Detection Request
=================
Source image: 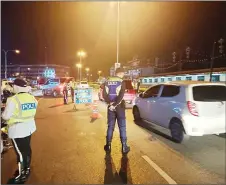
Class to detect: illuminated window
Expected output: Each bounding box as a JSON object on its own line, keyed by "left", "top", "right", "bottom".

{"left": 161, "top": 78, "right": 164, "bottom": 82}
{"left": 168, "top": 78, "right": 172, "bottom": 81}
{"left": 186, "top": 76, "right": 192, "bottom": 81}
{"left": 154, "top": 78, "right": 158, "bottom": 83}
{"left": 144, "top": 79, "right": 147, "bottom": 83}
{"left": 197, "top": 76, "right": 204, "bottom": 81}
{"left": 212, "top": 75, "right": 220, "bottom": 82}
{"left": 176, "top": 77, "right": 181, "bottom": 81}
{"left": 149, "top": 79, "right": 152, "bottom": 83}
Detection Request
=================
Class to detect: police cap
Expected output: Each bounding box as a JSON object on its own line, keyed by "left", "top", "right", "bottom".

{"left": 13, "top": 78, "right": 27, "bottom": 87}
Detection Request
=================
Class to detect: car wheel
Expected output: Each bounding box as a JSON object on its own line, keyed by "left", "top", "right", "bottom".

{"left": 170, "top": 121, "right": 189, "bottom": 143}
{"left": 53, "top": 91, "right": 57, "bottom": 97}
{"left": 133, "top": 106, "right": 141, "bottom": 121}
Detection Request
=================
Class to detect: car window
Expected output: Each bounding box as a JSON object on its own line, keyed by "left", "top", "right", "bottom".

{"left": 81, "top": 82, "right": 87, "bottom": 84}
{"left": 193, "top": 85, "right": 226, "bottom": 101}
{"left": 160, "top": 85, "right": 180, "bottom": 97}
{"left": 143, "top": 85, "right": 161, "bottom": 98}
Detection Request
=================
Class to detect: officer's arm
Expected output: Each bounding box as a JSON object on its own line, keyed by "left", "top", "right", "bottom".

{"left": 112, "top": 81, "right": 126, "bottom": 107}
{"left": 2, "top": 98, "right": 16, "bottom": 121}
{"left": 103, "top": 83, "right": 110, "bottom": 104}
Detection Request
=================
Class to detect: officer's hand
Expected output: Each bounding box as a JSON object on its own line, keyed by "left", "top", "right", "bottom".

{"left": 109, "top": 105, "right": 115, "bottom": 111}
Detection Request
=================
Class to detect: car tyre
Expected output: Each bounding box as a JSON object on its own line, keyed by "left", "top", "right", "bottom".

{"left": 170, "top": 120, "right": 189, "bottom": 143}
{"left": 133, "top": 106, "right": 141, "bottom": 121}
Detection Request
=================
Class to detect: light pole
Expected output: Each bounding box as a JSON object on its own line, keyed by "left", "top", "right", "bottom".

{"left": 76, "top": 63, "right": 82, "bottom": 81}
{"left": 210, "top": 38, "right": 224, "bottom": 82}
{"left": 77, "top": 51, "right": 86, "bottom": 81}
{"left": 85, "top": 68, "right": 90, "bottom": 81}
{"left": 116, "top": 1, "right": 120, "bottom": 64}
{"left": 2, "top": 49, "right": 20, "bottom": 79}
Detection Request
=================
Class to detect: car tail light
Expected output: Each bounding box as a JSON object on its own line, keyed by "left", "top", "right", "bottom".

{"left": 187, "top": 101, "right": 198, "bottom": 116}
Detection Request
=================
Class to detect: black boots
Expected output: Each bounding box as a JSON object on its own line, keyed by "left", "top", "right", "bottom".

{"left": 8, "top": 163, "right": 27, "bottom": 184}
{"left": 104, "top": 142, "right": 111, "bottom": 153}
{"left": 104, "top": 141, "right": 130, "bottom": 154}
{"left": 24, "top": 156, "right": 31, "bottom": 179}
{"left": 122, "top": 142, "right": 130, "bottom": 154}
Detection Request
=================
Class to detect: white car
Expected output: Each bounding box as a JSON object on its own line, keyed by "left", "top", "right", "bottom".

{"left": 133, "top": 81, "right": 226, "bottom": 143}
{"left": 77, "top": 81, "right": 89, "bottom": 88}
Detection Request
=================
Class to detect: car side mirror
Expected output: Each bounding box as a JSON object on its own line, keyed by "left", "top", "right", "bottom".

{"left": 139, "top": 93, "right": 144, "bottom": 98}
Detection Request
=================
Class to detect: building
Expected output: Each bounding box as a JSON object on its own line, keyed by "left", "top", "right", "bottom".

{"left": 1, "top": 64, "right": 70, "bottom": 79}
{"left": 140, "top": 67, "right": 226, "bottom": 84}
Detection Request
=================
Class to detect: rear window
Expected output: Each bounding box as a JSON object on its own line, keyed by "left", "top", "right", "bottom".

{"left": 193, "top": 85, "right": 226, "bottom": 101}
{"left": 124, "top": 80, "right": 133, "bottom": 89}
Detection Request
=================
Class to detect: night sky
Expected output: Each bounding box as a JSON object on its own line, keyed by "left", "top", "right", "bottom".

{"left": 1, "top": 1, "right": 226, "bottom": 75}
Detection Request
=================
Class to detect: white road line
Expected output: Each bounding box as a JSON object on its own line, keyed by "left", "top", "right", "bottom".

{"left": 142, "top": 155, "right": 177, "bottom": 184}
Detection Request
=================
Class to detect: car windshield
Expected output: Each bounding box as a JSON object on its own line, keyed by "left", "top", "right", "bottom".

{"left": 193, "top": 85, "right": 226, "bottom": 101}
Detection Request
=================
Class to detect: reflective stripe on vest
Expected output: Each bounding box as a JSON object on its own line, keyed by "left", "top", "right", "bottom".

{"left": 7, "top": 93, "right": 37, "bottom": 125}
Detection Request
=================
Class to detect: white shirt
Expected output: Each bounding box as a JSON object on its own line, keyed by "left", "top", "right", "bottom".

{"left": 2, "top": 94, "right": 37, "bottom": 139}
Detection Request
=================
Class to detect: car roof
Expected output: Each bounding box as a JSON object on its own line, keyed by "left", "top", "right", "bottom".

{"left": 164, "top": 81, "right": 225, "bottom": 86}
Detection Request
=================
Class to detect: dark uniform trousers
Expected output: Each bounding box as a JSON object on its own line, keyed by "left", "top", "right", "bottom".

{"left": 106, "top": 101, "right": 127, "bottom": 143}
{"left": 11, "top": 135, "right": 32, "bottom": 168}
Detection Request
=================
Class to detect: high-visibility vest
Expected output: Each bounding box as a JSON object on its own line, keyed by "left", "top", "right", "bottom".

{"left": 7, "top": 93, "right": 37, "bottom": 125}
{"left": 70, "top": 81, "right": 76, "bottom": 89}
{"left": 105, "top": 76, "right": 123, "bottom": 102}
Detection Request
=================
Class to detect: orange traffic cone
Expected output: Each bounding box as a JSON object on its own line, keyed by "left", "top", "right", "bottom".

{"left": 90, "top": 100, "right": 102, "bottom": 119}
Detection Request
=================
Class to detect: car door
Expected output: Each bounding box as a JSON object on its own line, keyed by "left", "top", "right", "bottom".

{"left": 156, "top": 85, "right": 181, "bottom": 128}
{"left": 145, "top": 85, "right": 162, "bottom": 122}
{"left": 137, "top": 85, "right": 161, "bottom": 120}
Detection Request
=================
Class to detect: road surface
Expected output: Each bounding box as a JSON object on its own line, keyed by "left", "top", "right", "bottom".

{"left": 1, "top": 94, "right": 225, "bottom": 184}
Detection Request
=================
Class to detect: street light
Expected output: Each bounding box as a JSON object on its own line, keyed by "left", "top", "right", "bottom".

{"left": 2, "top": 49, "right": 20, "bottom": 79}
{"left": 85, "top": 68, "right": 90, "bottom": 72}
{"left": 77, "top": 50, "right": 86, "bottom": 81}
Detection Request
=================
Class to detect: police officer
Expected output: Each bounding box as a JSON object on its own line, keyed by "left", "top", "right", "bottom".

{"left": 63, "top": 82, "right": 69, "bottom": 104}
{"left": 2, "top": 78, "right": 38, "bottom": 184}
{"left": 69, "top": 78, "right": 76, "bottom": 103}
{"left": 103, "top": 67, "right": 130, "bottom": 154}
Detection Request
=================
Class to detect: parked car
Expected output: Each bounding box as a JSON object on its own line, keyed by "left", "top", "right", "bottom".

{"left": 42, "top": 77, "right": 74, "bottom": 97}
{"left": 132, "top": 81, "right": 226, "bottom": 143}
{"left": 98, "top": 80, "right": 136, "bottom": 108}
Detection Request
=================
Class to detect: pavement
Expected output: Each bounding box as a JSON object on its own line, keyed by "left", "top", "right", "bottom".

{"left": 1, "top": 91, "right": 226, "bottom": 184}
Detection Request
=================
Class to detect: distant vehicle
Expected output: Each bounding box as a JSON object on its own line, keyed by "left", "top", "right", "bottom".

{"left": 77, "top": 81, "right": 89, "bottom": 88}
{"left": 133, "top": 81, "right": 226, "bottom": 143}
{"left": 42, "top": 77, "right": 74, "bottom": 97}
{"left": 98, "top": 80, "right": 136, "bottom": 108}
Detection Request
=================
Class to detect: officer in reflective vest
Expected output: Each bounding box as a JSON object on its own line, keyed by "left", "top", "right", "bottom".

{"left": 69, "top": 78, "right": 76, "bottom": 103}
{"left": 63, "top": 82, "right": 69, "bottom": 104}
{"left": 2, "top": 78, "right": 38, "bottom": 184}
{"left": 103, "top": 67, "right": 130, "bottom": 154}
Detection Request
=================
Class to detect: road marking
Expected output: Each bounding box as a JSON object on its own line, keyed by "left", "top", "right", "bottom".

{"left": 142, "top": 155, "right": 177, "bottom": 184}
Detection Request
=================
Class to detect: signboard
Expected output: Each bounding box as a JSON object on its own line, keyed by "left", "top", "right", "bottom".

{"left": 115, "top": 62, "right": 121, "bottom": 69}
{"left": 74, "top": 88, "right": 93, "bottom": 104}
{"left": 43, "top": 68, "right": 56, "bottom": 78}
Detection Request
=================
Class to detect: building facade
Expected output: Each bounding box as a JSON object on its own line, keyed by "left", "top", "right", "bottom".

{"left": 1, "top": 64, "right": 70, "bottom": 79}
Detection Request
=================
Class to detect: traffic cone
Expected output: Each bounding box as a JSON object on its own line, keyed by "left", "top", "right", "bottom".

{"left": 90, "top": 100, "right": 102, "bottom": 119}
